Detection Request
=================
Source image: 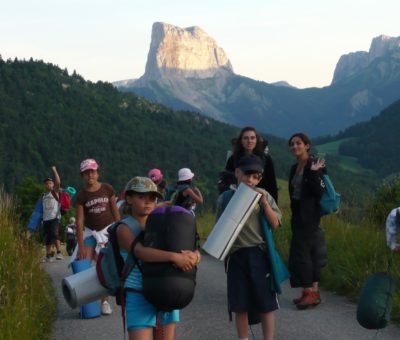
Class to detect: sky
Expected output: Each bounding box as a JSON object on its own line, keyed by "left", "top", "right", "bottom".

{"left": 1, "top": 0, "right": 399, "bottom": 89}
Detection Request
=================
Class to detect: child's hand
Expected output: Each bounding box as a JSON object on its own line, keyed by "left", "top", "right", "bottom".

{"left": 173, "top": 251, "right": 195, "bottom": 271}
{"left": 254, "top": 188, "right": 269, "bottom": 206}
{"left": 77, "top": 247, "right": 86, "bottom": 260}
{"left": 181, "top": 250, "right": 200, "bottom": 266}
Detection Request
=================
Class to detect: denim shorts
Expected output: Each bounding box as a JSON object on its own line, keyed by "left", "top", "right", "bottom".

{"left": 126, "top": 291, "right": 179, "bottom": 330}
{"left": 227, "top": 246, "right": 279, "bottom": 313}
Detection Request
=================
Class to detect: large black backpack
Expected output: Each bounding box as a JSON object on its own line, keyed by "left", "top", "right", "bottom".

{"left": 138, "top": 205, "right": 198, "bottom": 311}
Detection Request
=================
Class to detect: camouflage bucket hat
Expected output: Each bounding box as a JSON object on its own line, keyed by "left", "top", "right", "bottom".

{"left": 125, "top": 176, "right": 163, "bottom": 199}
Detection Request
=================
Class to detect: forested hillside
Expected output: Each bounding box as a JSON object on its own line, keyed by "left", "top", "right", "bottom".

{"left": 0, "top": 58, "right": 386, "bottom": 214}
{"left": 336, "top": 99, "right": 400, "bottom": 177}
{"left": 0, "top": 58, "right": 291, "bottom": 205}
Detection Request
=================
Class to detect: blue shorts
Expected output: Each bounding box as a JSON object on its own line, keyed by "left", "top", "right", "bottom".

{"left": 83, "top": 236, "right": 96, "bottom": 247}
{"left": 227, "top": 246, "right": 279, "bottom": 313}
{"left": 126, "top": 291, "right": 180, "bottom": 330}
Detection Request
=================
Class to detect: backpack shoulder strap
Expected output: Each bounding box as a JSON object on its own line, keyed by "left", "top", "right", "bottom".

{"left": 221, "top": 190, "right": 235, "bottom": 210}
{"left": 50, "top": 190, "right": 60, "bottom": 201}
{"left": 120, "top": 216, "right": 141, "bottom": 237}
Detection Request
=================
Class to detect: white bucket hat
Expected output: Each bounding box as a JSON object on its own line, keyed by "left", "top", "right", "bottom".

{"left": 178, "top": 168, "right": 194, "bottom": 181}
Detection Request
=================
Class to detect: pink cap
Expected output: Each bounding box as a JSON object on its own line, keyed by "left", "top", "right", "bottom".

{"left": 148, "top": 168, "right": 163, "bottom": 184}
{"left": 80, "top": 158, "right": 99, "bottom": 173}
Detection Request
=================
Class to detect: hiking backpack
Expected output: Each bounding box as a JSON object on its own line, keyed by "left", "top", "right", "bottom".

{"left": 320, "top": 174, "right": 341, "bottom": 215}
{"left": 96, "top": 216, "right": 141, "bottom": 305}
{"left": 138, "top": 205, "right": 198, "bottom": 311}
{"left": 173, "top": 185, "right": 194, "bottom": 210}
{"left": 51, "top": 190, "right": 71, "bottom": 215}
{"left": 164, "top": 185, "right": 177, "bottom": 202}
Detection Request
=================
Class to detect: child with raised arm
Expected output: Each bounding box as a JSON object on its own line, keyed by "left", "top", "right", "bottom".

{"left": 116, "top": 176, "right": 199, "bottom": 340}
{"left": 215, "top": 154, "right": 282, "bottom": 340}
{"left": 42, "top": 166, "right": 63, "bottom": 262}
{"left": 74, "top": 158, "right": 120, "bottom": 315}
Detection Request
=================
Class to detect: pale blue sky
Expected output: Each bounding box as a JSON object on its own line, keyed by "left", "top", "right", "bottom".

{"left": 1, "top": 0, "right": 399, "bottom": 88}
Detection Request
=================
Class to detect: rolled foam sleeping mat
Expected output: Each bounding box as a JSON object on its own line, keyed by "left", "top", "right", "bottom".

{"left": 62, "top": 259, "right": 104, "bottom": 318}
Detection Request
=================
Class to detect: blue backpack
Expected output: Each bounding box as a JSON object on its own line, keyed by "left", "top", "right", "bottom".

{"left": 96, "top": 216, "right": 141, "bottom": 305}
{"left": 320, "top": 174, "right": 341, "bottom": 215}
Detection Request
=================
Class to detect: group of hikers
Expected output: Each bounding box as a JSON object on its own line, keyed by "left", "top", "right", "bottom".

{"left": 36, "top": 125, "right": 399, "bottom": 340}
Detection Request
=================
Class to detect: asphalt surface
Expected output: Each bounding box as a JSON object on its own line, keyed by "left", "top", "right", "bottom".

{"left": 46, "top": 254, "right": 400, "bottom": 340}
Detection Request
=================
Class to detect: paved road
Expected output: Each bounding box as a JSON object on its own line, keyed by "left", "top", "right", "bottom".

{"left": 46, "top": 255, "right": 400, "bottom": 340}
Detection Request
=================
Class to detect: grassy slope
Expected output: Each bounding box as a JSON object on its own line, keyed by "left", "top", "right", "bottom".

{"left": 315, "top": 138, "right": 368, "bottom": 174}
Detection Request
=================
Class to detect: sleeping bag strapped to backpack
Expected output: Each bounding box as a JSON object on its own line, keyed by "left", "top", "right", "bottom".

{"left": 357, "top": 272, "right": 395, "bottom": 329}
{"left": 139, "top": 205, "right": 198, "bottom": 311}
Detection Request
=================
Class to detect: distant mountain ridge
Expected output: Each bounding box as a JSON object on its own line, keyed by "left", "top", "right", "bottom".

{"left": 332, "top": 35, "right": 400, "bottom": 84}
{"left": 116, "top": 23, "right": 400, "bottom": 137}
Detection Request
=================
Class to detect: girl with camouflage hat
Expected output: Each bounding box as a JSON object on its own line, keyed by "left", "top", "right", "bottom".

{"left": 116, "top": 176, "right": 199, "bottom": 340}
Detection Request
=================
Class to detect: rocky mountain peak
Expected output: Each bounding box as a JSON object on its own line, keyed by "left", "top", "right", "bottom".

{"left": 369, "top": 35, "right": 400, "bottom": 60}
{"left": 332, "top": 35, "right": 400, "bottom": 84}
{"left": 140, "top": 22, "right": 234, "bottom": 81}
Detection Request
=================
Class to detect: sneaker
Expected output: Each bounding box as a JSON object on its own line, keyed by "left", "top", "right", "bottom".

{"left": 101, "top": 301, "right": 112, "bottom": 315}
{"left": 47, "top": 256, "right": 55, "bottom": 263}
{"left": 56, "top": 252, "right": 63, "bottom": 260}
{"left": 296, "top": 291, "right": 320, "bottom": 310}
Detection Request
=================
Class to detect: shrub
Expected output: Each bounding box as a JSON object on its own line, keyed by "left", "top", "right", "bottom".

{"left": 367, "top": 176, "right": 400, "bottom": 224}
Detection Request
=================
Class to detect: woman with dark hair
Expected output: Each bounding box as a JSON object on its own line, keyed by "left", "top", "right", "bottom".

{"left": 225, "top": 126, "right": 278, "bottom": 202}
{"left": 287, "top": 132, "right": 327, "bottom": 310}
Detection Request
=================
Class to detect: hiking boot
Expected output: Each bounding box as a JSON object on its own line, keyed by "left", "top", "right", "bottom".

{"left": 101, "top": 301, "right": 112, "bottom": 315}
{"left": 313, "top": 291, "right": 322, "bottom": 305}
{"left": 296, "top": 291, "right": 320, "bottom": 310}
{"left": 56, "top": 252, "right": 63, "bottom": 260}
{"left": 293, "top": 290, "right": 306, "bottom": 304}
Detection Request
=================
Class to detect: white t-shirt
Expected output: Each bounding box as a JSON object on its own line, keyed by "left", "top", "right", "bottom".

{"left": 42, "top": 191, "right": 60, "bottom": 221}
